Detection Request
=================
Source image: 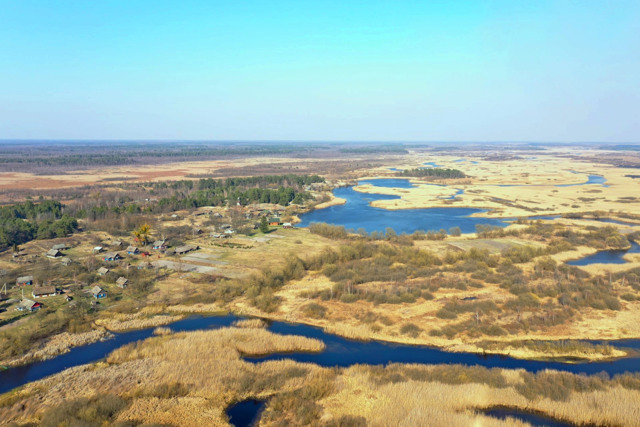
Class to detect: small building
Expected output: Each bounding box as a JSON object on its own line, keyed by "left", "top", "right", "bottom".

{"left": 116, "top": 277, "right": 128, "bottom": 288}
{"left": 32, "top": 285, "right": 57, "bottom": 298}
{"left": 51, "top": 243, "right": 68, "bottom": 251}
{"left": 93, "top": 246, "right": 103, "bottom": 254}
{"left": 61, "top": 257, "right": 72, "bottom": 266}
{"left": 91, "top": 286, "right": 107, "bottom": 299}
{"left": 126, "top": 246, "right": 139, "bottom": 255}
{"left": 16, "top": 299, "right": 41, "bottom": 312}
{"left": 212, "top": 212, "right": 223, "bottom": 218}
{"left": 16, "top": 275, "right": 33, "bottom": 286}
{"left": 282, "top": 222, "right": 293, "bottom": 229}
{"left": 46, "top": 249, "right": 63, "bottom": 258}
{"left": 153, "top": 240, "right": 167, "bottom": 250}
{"left": 103, "top": 252, "right": 122, "bottom": 262}
{"left": 97, "top": 267, "right": 109, "bottom": 276}
{"left": 269, "top": 217, "right": 281, "bottom": 226}
{"left": 175, "top": 245, "right": 198, "bottom": 255}
{"left": 112, "top": 241, "right": 123, "bottom": 248}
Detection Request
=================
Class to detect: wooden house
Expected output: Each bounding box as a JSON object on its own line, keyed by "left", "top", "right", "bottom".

{"left": 16, "top": 299, "right": 41, "bottom": 312}
{"left": 103, "top": 252, "right": 122, "bottom": 262}
{"left": 32, "top": 285, "right": 57, "bottom": 298}
{"left": 97, "top": 267, "right": 109, "bottom": 276}
{"left": 91, "top": 286, "right": 107, "bottom": 299}
{"left": 153, "top": 240, "right": 167, "bottom": 250}
{"left": 16, "top": 275, "right": 33, "bottom": 286}
{"left": 126, "top": 246, "right": 139, "bottom": 255}
{"left": 46, "top": 249, "right": 63, "bottom": 258}
{"left": 112, "top": 241, "right": 123, "bottom": 248}
{"left": 175, "top": 245, "right": 198, "bottom": 255}
{"left": 269, "top": 217, "right": 282, "bottom": 226}
{"left": 116, "top": 277, "right": 128, "bottom": 288}
{"left": 51, "top": 243, "right": 68, "bottom": 251}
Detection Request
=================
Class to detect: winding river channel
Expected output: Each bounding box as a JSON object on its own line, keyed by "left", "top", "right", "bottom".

{"left": 2, "top": 314, "right": 640, "bottom": 396}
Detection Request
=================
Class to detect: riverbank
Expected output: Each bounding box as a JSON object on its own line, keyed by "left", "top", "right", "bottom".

{"left": 0, "top": 329, "right": 113, "bottom": 368}
{"left": 2, "top": 324, "right": 640, "bottom": 426}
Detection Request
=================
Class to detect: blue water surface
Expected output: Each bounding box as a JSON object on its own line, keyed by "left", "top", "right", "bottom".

{"left": 567, "top": 241, "right": 640, "bottom": 266}
{"left": 298, "top": 181, "right": 505, "bottom": 234}
{"left": 227, "top": 399, "right": 266, "bottom": 427}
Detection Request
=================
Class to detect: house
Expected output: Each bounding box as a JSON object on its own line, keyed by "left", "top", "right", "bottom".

{"left": 51, "top": 243, "right": 68, "bottom": 251}
{"left": 32, "top": 285, "right": 57, "bottom": 298}
{"left": 16, "top": 299, "right": 41, "bottom": 312}
{"left": 282, "top": 222, "right": 293, "bottom": 229}
{"left": 93, "top": 246, "right": 103, "bottom": 254}
{"left": 61, "top": 257, "right": 72, "bottom": 266}
{"left": 112, "top": 241, "right": 123, "bottom": 248}
{"left": 269, "top": 217, "right": 282, "bottom": 226}
{"left": 116, "top": 277, "right": 128, "bottom": 288}
{"left": 175, "top": 245, "right": 198, "bottom": 255}
{"left": 16, "top": 275, "right": 33, "bottom": 286}
{"left": 91, "top": 286, "right": 107, "bottom": 299}
{"left": 97, "top": 267, "right": 109, "bottom": 276}
{"left": 126, "top": 246, "right": 139, "bottom": 255}
{"left": 103, "top": 252, "right": 122, "bottom": 262}
{"left": 153, "top": 240, "right": 167, "bottom": 250}
{"left": 46, "top": 249, "right": 63, "bottom": 258}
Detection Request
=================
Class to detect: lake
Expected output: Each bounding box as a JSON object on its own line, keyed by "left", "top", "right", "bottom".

{"left": 298, "top": 179, "right": 506, "bottom": 234}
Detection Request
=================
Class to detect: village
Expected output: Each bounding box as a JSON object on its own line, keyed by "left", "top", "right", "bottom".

{"left": 0, "top": 202, "right": 300, "bottom": 329}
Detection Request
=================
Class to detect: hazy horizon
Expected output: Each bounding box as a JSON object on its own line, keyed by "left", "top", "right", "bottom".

{"left": 1, "top": 1, "right": 639, "bottom": 142}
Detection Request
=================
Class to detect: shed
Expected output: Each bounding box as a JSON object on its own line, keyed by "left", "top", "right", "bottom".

{"left": 32, "top": 286, "right": 57, "bottom": 298}
{"left": 103, "top": 252, "right": 122, "bottom": 262}
{"left": 97, "top": 267, "right": 109, "bottom": 276}
{"left": 16, "top": 275, "right": 33, "bottom": 286}
{"left": 282, "top": 222, "right": 293, "bottom": 229}
{"left": 46, "top": 249, "right": 63, "bottom": 258}
{"left": 52, "top": 243, "right": 68, "bottom": 250}
{"left": 61, "top": 257, "right": 72, "bottom": 266}
{"left": 93, "top": 246, "right": 103, "bottom": 253}
{"left": 116, "top": 277, "right": 128, "bottom": 288}
{"left": 126, "top": 246, "right": 139, "bottom": 255}
{"left": 112, "top": 241, "right": 123, "bottom": 247}
{"left": 16, "top": 299, "right": 41, "bottom": 312}
{"left": 91, "top": 286, "right": 107, "bottom": 299}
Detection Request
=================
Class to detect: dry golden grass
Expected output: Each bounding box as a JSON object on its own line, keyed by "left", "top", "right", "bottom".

{"left": 95, "top": 307, "right": 184, "bottom": 332}
{"left": 1, "top": 329, "right": 113, "bottom": 367}
{"left": 3, "top": 327, "right": 640, "bottom": 426}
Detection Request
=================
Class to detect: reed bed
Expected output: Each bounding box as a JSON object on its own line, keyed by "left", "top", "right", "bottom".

{"left": 1, "top": 329, "right": 113, "bottom": 367}
{"left": 232, "top": 318, "right": 267, "bottom": 328}
{"left": 2, "top": 328, "right": 640, "bottom": 426}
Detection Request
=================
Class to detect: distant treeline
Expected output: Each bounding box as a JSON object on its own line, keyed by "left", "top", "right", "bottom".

{"left": 397, "top": 168, "right": 466, "bottom": 178}
{"left": 0, "top": 146, "right": 312, "bottom": 168}
{"left": 340, "top": 146, "right": 408, "bottom": 154}
{"left": 0, "top": 200, "right": 78, "bottom": 250}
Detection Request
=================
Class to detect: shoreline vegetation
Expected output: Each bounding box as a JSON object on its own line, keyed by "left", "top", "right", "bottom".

{"left": 2, "top": 325, "right": 640, "bottom": 426}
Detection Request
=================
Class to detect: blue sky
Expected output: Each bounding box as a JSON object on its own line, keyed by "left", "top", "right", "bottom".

{"left": 1, "top": 1, "right": 639, "bottom": 142}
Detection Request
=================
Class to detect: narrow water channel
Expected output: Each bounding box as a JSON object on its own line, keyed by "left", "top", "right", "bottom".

{"left": 3, "top": 314, "right": 639, "bottom": 396}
